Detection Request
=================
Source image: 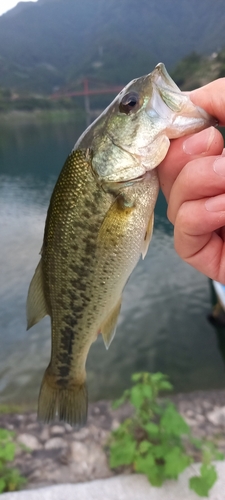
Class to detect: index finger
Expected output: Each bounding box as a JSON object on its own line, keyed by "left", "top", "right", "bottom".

{"left": 158, "top": 126, "right": 224, "bottom": 202}
{"left": 190, "top": 78, "right": 225, "bottom": 126}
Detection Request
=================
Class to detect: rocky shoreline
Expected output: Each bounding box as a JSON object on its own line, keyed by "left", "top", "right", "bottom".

{"left": 1, "top": 390, "right": 225, "bottom": 491}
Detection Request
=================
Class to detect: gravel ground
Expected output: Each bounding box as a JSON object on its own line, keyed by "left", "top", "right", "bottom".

{"left": 1, "top": 390, "right": 225, "bottom": 491}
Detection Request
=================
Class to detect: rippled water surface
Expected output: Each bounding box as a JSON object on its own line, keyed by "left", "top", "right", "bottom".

{"left": 0, "top": 119, "right": 225, "bottom": 405}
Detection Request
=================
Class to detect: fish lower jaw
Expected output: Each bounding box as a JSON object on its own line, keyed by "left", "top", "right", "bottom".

{"left": 129, "top": 169, "right": 156, "bottom": 182}
{"left": 100, "top": 168, "right": 150, "bottom": 189}
{"left": 113, "top": 169, "right": 157, "bottom": 186}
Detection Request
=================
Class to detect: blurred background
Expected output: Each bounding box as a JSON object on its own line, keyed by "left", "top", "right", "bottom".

{"left": 1, "top": 0, "right": 225, "bottom": 409}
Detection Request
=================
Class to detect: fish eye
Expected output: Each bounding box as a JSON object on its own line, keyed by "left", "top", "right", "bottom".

{"left": 119, "top": 92, "right": 140, "bottom": 114}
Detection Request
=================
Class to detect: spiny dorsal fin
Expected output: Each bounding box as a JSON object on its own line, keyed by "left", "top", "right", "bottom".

{"left": 141, "top": 213, "right": 154, "bottom": 259}
{"left": 26, "top": 259, "right": 49, "bottom": 330}
{"left": 100, "top": 298, "right": 122, "bottom": 350}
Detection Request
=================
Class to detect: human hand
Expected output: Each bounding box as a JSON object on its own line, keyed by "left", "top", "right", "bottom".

{"left": 158, "top": 78, "right": 225, "bottom": 282}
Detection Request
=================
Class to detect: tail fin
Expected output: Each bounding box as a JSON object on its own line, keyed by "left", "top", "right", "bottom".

{"left": 38, "top": 370, "right": 88, "bottom": 427}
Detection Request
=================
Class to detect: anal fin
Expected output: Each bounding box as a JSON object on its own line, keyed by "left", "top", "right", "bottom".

{"left": 141, "top": 213, "right": 154, "bottom": 259}
{"left": 26, "top": 259, "right": 49, "bottom": 330}
{"left": 100, "top": 298, "right": 122, "bottom": 350}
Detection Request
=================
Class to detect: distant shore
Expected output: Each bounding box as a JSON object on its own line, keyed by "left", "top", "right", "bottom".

{"left": 0, "top": 108, "right": 86, "bottom": 125}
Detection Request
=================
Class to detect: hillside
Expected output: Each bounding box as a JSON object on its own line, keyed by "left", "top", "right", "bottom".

{"left": 171, "top": 50, "right": 225, "bottom": 90}
{"left": 0, "top": 0, "right": 225, "bottom": 94}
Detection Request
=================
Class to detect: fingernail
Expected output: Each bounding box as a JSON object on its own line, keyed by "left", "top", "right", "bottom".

{"left": 205, "top": 194, "right": 225, "bottom": 212}
{"left": 213, "top": 157, "right": 225, "bottom": 176}
{"left": 183, "top": 126, "right": 215, "bottom": 155}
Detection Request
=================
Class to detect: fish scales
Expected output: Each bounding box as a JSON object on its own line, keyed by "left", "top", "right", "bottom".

{"left": 44, "top": 149, "right": 159, "bottom": 375}
{"left": 27, "top": 63, "right": 215, "bottom": 426}
{"left": 38, "top": 149, "right": 158, "bottom": 424}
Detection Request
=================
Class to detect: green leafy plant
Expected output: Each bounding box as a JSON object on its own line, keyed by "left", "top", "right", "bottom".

{"left": 0, "top": 428, "right": 26, "bottom": 493}
{"left": 109, "top": 372, "right": 224, "bottom": 497}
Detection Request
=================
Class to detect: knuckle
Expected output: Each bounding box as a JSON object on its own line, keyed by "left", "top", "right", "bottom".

{"left": 175, "top": 202, "right": 191, "bottom": 230}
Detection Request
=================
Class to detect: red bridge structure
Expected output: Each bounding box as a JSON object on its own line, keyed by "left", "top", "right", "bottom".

{"left": 51, "top": 78, "right": 124, "bottom": 126}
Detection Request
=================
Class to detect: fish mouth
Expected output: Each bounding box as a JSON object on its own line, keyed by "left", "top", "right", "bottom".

{"left": 146, "top": 63, "right": 216, "bottom": 136}
{"left": 151, "top": 63, "right": 180, "bottom": 92}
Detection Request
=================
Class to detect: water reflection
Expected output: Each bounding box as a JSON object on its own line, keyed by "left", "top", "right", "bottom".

{"left": 0, "top": 120, "right": 225, "bottom": 405}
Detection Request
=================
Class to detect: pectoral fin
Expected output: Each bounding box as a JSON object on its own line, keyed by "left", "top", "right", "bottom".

{"left": 100, "top": 298, "right": 122, "bottom": 349}
{"left": 141, "top": 213, "right": 154, "bottom": 259}
{"left": 26, "top": 259, "right": 49, "bottom": 330}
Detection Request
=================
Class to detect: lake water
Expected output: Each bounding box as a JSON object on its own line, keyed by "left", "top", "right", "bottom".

{"left": 0, "top": 118, "right": 225, "bottom": 406}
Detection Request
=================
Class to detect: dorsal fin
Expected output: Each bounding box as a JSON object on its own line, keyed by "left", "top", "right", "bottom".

{"left": 26, "top": 259, "right": 49, "bottom": 330}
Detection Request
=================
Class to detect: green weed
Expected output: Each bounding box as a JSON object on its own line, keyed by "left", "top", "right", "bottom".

{"left": 0, "top": 428, "right": 26, "bottom": 493}
{"left": 109, "top": 372, "right": 224, "bottom": 497}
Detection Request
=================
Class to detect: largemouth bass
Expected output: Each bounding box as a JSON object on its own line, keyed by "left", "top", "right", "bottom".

{"left": 27, "top": 63, "right": 214, "bottom": 426}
